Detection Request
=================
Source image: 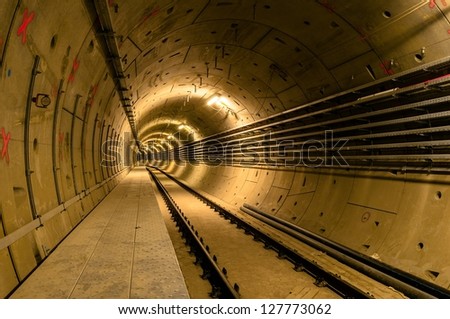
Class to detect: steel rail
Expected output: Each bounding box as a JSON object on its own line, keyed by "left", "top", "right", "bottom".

{"left": 149, "top": 166, "right": 376, "bottom": 299}
{"left": 147, "top": 166, "right": 450, "bottom": 298}
{"left": 146, "top": 168, "right": 240, "bottom": 299}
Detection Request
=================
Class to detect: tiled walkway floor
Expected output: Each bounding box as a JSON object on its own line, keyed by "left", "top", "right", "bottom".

{"left": 11, "top": 167, "right": 189, "bottom": 299}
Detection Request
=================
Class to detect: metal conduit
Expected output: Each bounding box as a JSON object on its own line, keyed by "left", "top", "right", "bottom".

{"left": 148, "top": 56, "right": 450, "bottom": 172}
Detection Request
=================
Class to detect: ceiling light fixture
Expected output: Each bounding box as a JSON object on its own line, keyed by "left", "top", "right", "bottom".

{"left": 207, "top": 94, "right": 230, "bottom": 108}
{"left": 207, "top": 95, "right": 220, "bottom": 106}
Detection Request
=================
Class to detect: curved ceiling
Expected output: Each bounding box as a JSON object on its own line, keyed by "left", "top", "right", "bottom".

{"left": 102, "top": 0, "right": 450, "bottom": 147}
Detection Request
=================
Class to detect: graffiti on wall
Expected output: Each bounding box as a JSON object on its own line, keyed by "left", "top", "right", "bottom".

{"left": 17, "top": 8, "right": 35, "bottom": 44}
{"left": 1, "top": 128, "right": 11, "bottom": 164}
{"left": 68, "top": 57, "right": 80, "bottom": 83}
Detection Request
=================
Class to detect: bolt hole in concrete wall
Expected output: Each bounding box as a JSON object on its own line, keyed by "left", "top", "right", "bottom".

{"left": 417, "top": 242, "right": 425, "bottom": 250}
{"left": 426, "top": 270, "right": 440, "bottom": 280}
{"left": 383, "top": 10, "right": 392, "bottom": 18}
{"left": 330, "top": 21, "right": 339, "bottom": 28}
{"left": 88, "top": 40, "right": 94, "bottom": 53}
{"left": 66, "top": 174, "right": 72, "bottom": 186}
{"left": 361, "top": 212, "right": 371, "bottom": 222}
{"left": 50, "top": 35, "right": 57, "bottom": 49}
{"left": 436, "top": 191, "right": 442, "bottom": 200}
{"left": 13, "top": 187, "right": 27, "bottom": 208}
{"left": 33, "top": 138, "right": 38, "bottom": 152}
{"left": 415, "top": 53, "right": 424, "bottom": 63}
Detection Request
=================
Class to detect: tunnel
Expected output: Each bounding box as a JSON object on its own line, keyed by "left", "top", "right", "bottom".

{"left": 1, "top": 0, "right": 450, "bottom": 299}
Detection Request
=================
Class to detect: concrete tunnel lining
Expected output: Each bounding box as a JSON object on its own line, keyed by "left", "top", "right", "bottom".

{"left": 1, "top": 0, "right": 450, "bottom": 298}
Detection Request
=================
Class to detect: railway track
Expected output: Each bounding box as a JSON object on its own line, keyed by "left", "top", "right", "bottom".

{"left": 147, "top": 166, "right": 450, "bottom": 299}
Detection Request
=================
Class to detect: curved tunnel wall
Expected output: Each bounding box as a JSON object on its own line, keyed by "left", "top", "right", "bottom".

{"left": 2, "top": 0, "right": 450, "bottom": 298}
{"left": 0, "top": 2, "right": 132, "bottom": 297}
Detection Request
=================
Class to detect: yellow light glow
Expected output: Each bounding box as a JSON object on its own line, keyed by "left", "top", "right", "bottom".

{"left": 207, "top": 95, "right": 220, "bottom": 106}
{"left": 218, "top": 96, "right": 229, "bottom": 107}
{"left": 207, "top": 95, "right": 231, "bottom": 110}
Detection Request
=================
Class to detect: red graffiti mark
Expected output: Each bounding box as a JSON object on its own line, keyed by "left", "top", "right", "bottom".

{"left": 358, "top": 30, "right": 369, "bottom": 42}
{"left": 380, "top": 61, "right": 394, "bottom": 76}
{"left": 318, "top": 0, "right": 336, "bottom": 13}
{"left": 142, "top": 6, "right": 160, "bottom": 23}
{"left": 68, "top": 57, "right": 80, "bottom": 83}
{"left": 87, "top": 84, "right": 99, "bottom": 106}
{"left": 1, "top": 128, "right": 11, "bottom": 164}
{"left": 17, "top": 8, "right": 35, "bottom": 44}
{"left": 51, "top": 85, "right": 58, "bottom": 98}
{"left": 430, "top": 0, "right": 448, "bottom": 8}
{"left": 355, "top": 26, "right": 373, "bottom": 43}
